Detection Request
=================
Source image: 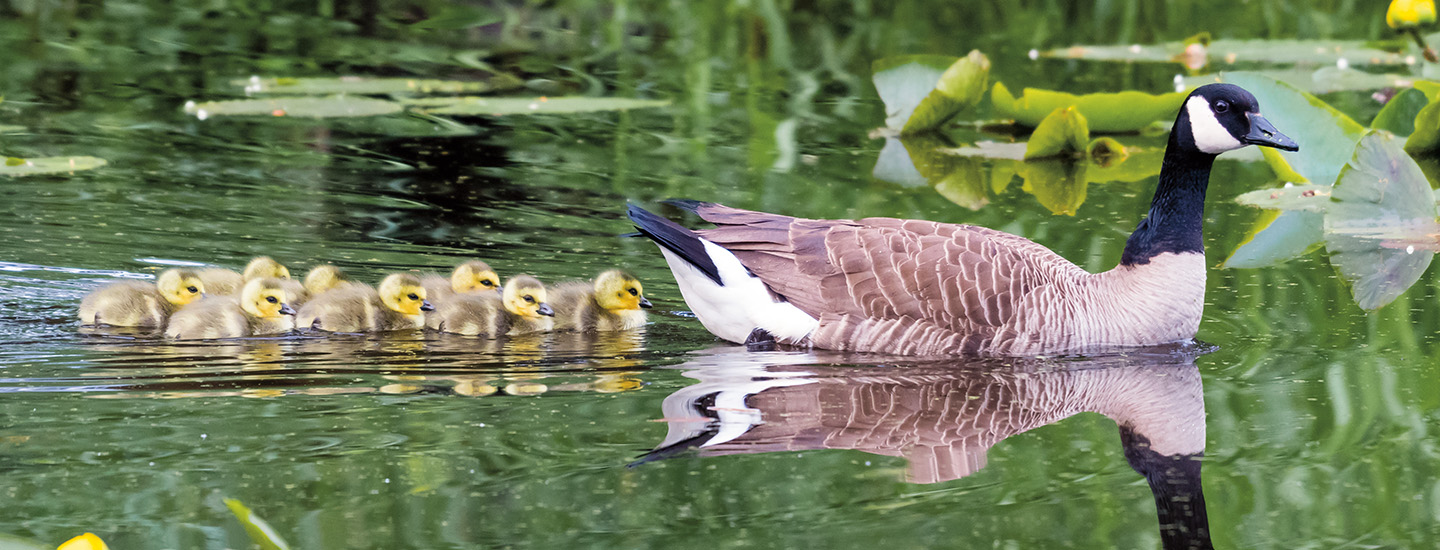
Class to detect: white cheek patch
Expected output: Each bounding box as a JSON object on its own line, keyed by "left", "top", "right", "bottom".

{"left": 1185, "top": 96, "right": 1244, "bottom": 154}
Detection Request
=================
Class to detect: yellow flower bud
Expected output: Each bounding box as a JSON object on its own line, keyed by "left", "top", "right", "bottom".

{"left": 1388, "top": 0, "right": 1437, "bottom": 29}
{"left": 57, "top": 533, "right": 109, "bottom": 550}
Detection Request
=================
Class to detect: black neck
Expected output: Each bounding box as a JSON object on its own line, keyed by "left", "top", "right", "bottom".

{"left": 1120, "top": 134, "right": 1216, "bottom": 266}
{"left": 1121, "top": 427, "right": 1213, "bottom": 550}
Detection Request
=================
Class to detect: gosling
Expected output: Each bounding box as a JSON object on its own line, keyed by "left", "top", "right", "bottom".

{"left": 428, "top": 274, "right": 554, "bottom": 337}
{"left": 303, "top": 264, "right": 361, "bottom": 295}
{"left": 296, "top": 273, "right": 433, "bottom": 332}
{"left": 78, "top": 268, "right": 206, "bottom": 327}
{"left": 549, "top": 270, "right": 651, "bottom": 332}
{"left": 199, "top": 256, "right": 308, "bottom": 306}
{"left": 165, "top": 278, "right": 297, "bottom": 339}
{"left": 421, "top": 260, "right": 502, "bottom": 303}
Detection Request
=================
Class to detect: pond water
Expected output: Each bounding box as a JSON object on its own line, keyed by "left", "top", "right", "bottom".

{"left": 3, "top": 3, "right": 1440, "bottom": 549}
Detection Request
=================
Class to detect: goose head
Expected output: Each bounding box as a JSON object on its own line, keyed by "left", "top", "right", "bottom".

{"left": 451, "top": 260, "right": 501, "bottom": 294}
{"left": 593, "top": 269, "right": 652, "bottom": 312}
{"left": 502, "top": 275, "right": 554, "bottom": 318}
{"left": 379, "top": 273, "right": 433, "bottom": 315}
{"left": 156, "top": 268, "right": 206, "bottom": 306}
{"left": 240, "top": 277, "right": 295, "bottom": 319}
{"left": 1177, "top": 83, "right": 1299, "bottom": 155}
{"left": 303, "top": 264, "right": 350, "bottom": 294}
{"left": 242, "top": 256, "right": 292, "bottom": 280}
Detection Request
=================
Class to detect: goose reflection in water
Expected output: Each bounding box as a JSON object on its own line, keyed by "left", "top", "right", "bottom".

{"left": 638, "top": 345, "right": 1212, "bottom": 550}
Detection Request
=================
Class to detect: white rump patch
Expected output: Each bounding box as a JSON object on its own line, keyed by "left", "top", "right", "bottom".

{"left": 1185, "top": 96, "right": 1243, "bottom": 154}
{"left": 657, "top": 239, "right": 818, "bottom": 345}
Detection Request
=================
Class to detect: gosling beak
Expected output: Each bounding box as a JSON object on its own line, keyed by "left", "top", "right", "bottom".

{"left": 420, "top": 300, "right": 435, "bottom": 312}
{"left": 1243, "top": 113, "right": 1299, "bottom": 152}
{"left": 279, "top": 303, "right": 296, "bottom": 316}
{"left": 638, "top": 296, "right": 653, "bottom": 309}
{"left": 537, "top": 303, "right": 555, "bottom": 317}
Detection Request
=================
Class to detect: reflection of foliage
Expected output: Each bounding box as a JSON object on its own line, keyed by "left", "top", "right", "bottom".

{"left": 991, "top": 83, "right": 1185, "bottom": 133}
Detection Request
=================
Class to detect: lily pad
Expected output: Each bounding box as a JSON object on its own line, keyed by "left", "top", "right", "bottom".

{"left": 1020, "top": 159, "right": 1088, "bottom": 215}
{"left": 872, "top": 51, "right": 991, "bottom": 134}
{"left": 1182, "top": 67, "right": 1416, "bottom": 95}
{"left": 1025, "top": 107, "right": 1090, "bottom": 159}
{"left": 414, "top": 96, "right": 670, "bottom": 115}
{"left": 0, "top": 533, "right": 47, "bottom": 550}
{"left": 0, "top": 125, "right": 23, "bottom": 134}
{"left": 1235, "top": 184, "right": 1334, "bottom": 212}
{"left": 1042, "top": 38, "right": 1410, "bottom": 67}
{"left": 231, "top": 76, "right": 518, "bottom": 96}
{"left": 1371, "top": 87, "right": 1431, "bottom": 136}
{"left": 225, "top": 498, "right": 292, "bottom": 550}
{"left": 1323, "top": 131, "right": 1438, "bottom": 310}
{"left": 185, "top": 96, "right": 404, "bottom": 118}
{"left": 0, "top": 156, "right": 108, "bottom": 176}
{"left": 990, "top": 82, "right": 1186, "bottom": 133}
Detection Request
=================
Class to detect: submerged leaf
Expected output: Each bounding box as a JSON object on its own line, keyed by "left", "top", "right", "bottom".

{"left": 872, "top": 51, "right": 990, "bottom": 134}
{"left": 1024, "top": 107, "right": 1090, "bottom": 159}
{"left": 414, "top": 96, "right": 670, "bottom": 115}
{"left": 991, "top": 82, "right": 1185, "bottom": 133}
{"left": 186, "top": 96, "right": 404, "bottom": 118}
{"left": 1043, "top": 38, "right": 1410, "bottom": 67}
{"left": 232, "top": 76, "right": 518, "bottom": 95}
{"left": 0, "top": 156, "right": 107, "bottom": 177}
{"left": 225, "top": 498, "right": 292, "bottom": 550}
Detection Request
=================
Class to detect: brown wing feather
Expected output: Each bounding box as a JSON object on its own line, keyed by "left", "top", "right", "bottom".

{"left": 691, "top": 204, "right": 1085, "bottom": 355}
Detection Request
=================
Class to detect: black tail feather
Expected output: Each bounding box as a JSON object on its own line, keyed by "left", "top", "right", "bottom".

{"left": 661, "top": 198, "right": 716, "bottom": 212}
{"left": 627, "top": 203, "right": 724, "bottom": 286}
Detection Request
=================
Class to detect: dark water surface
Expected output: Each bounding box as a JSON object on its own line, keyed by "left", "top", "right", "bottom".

{"left": 3, "top": 3, "right": 1440, "bottom": 549}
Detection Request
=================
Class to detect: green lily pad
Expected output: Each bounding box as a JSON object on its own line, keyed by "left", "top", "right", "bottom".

{"left": 1042, "top": 38, "right": 1410, "bottom": 67}
{"left": 872, "top": 51, "right": 990, "bottom": 134}
{"left": 185, "top": 96, "right": 404, "bottom": 118}
{"left": 0, "top": 156, "right": 108, "bottom": 176}
{"left": 990, "top": 82, "right": 1186, "bottom": 133}
{"left": 0, "top": 125, "right": 23, "bottom": 134}
{"left": 1403, "top": 85, "right": 1440, "bottom": 155}
{"left": 1025, "top": 106, "right": 1090, "bottom": 159}
{"left": 225, "top": 498, "right": 292, "bottom": 550}
{"left": 231, "top": 76, "right": 517, "bottom": 96}
{"left": 1183, "top": 67, "right": 1416, "bottom": 95}
{"left": 1235, "top": 184, "right": 1334, "bottom": 212}
{"left": 1372, "top": 87, "right": 1431, "bottom": 136}
{"left": 1323, "top": 131, "right": 1438, "bottom": 310}
{"left": 413, "top": 96, "right": 670, "bottom": 115}
{"left": 0, "top": 533, "right": 47, "bottom": 550}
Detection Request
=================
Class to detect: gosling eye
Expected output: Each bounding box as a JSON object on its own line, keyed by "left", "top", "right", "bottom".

{"left": 523, "top": 295, "right": 536, "bottom": 303}
{"left": 627, "top": 288, "right": 639, "bottom": 296}
{"left": 266, "top": 296, "right": 278, "bottom": 304}
{"left": 187, "top": 286, "right": 199, "bottom": 293}
{"left": 1214, "top": 99, "right": 1229, "bottom": 113}
{"left": 407, "top": 293, "right": 419, "bottom": 301}
{"left": 481, "top": 280, "right": 494, "bottom": 287}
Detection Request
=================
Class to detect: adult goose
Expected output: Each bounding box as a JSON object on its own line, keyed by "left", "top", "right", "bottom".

{"left": 628, "top": 83, "right": 1298, "bottom": 356}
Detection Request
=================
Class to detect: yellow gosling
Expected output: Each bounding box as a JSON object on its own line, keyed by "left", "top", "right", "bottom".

{"left": 78, "top": 268, "right": 205, "bottom": 327}
{"left": 428, "top": 274, "right": 554, "bottom": 337}
{"left": 549, "top": 270, "right": 651, "bottom": 332}
{"left": 296, "top": 273, "right": 433, "bottom": 332}
{"left": 421, "top": 260, "right": 502, "bottom": 303}
{"left": 165, "top": 278, "right": 296, "bottom": 339}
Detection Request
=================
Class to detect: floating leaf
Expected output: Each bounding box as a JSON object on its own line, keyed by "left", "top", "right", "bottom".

{"left": 1371, "top": 87, "right": 1431, "bottom": 136}
{"left": 0, "top": 156, "right": 107, "bottom": 177}
{"left": 1042, "top": 38, "right": 1410, "bottom": 67}
{"left": 1025, "top": 107, "right": 1090, "bottom": 159}
{"left": 231, "top": 76, "right": 518, "bottom": 96}
{"left": 990, "top": 82, "right": 1185, "bottom": 133}
{"left": 0, "top": 533, "right": 47, "bottom": 550}
{"left": 414, "top": 96, "right": 670, "bottom": 115}
{"left": 1086, "top": 137, "right": 1129, "bottom": 166}
{"left": 1224, "top": 210, "right": 1326, "bottom": 268}
{"left": 1404, "top": 85, "right": 1440, "bottom": 154}
{"left": 1235, "top": 184, "right": 1334, "bottom": 212}
{"left": 0, "top": 125, "right": 23, "bottom": 134}
{"left": 872, "top": 51, "right": 990, "bottom": 134}
{"left": 1323, "top": 131, "right": 1438, "bottom": 309}
{"left": 185, "top": 96, "right": 404, "bottom": 118}
{"left": 224, "top": 498, "right": 292, "bottom": 550}
{"left": 1183, "top": 67, "right": 1415, "bottom": 95}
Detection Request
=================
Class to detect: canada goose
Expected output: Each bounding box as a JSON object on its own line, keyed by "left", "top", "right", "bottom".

{"left": 296, "top": 273, "right": 433, "bottom": 332}
{"left": 78, "top": 268, "right": 206, "bottom": 327}
{"left": 427, "top": 274, "right": 554, "bottom": 336}
{"left": 629, "top": 83, "right": 1299, "bottom": 356}
{"left": 165, "top": 277, "right": 297, "bottom": 339}
{"left": 421, "top": 260, "right": 502, "bottom": 302}
{"left": 549, "top": 269, "right": 652, "bottom": 332}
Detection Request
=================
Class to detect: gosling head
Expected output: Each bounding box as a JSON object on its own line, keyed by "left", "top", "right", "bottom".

{"left": 243, "top": 256, "right": 291, "bottom": 280}
{"left": 502, "top": 275, "right": 554, "bottom": 318}
{"left": 156, "top": 268, "right": 206, "bottom": 306}
{"left": 593, "top": 269, "right": 651, "bottom": 312}
{"left": 303, "top": 264, "right": 349, "bottom": 294}
{"left": 378, "top": 273, "right": 433, "bottom": 316}
{"left": 1178, "top": 83, "right": 1299, "bottom": 156}
{"left": 240, "top": 278, "right": 295, "bottom": 319}
{"left": 451, "top": 260, "right": 501, "bottom": 294}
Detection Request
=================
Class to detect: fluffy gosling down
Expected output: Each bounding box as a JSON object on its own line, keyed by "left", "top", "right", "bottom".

{"left": 428, "top": 275, "right": 554, "bottom": 336}
{"left": 549, "top": 270, "right": 651, "bottom": 332}
{"left": 78, "top": 268, "right": 206, "bottom": 327}
{"left": 303, "top": 264, "right": 361, "bottom": 295}
{"left": 199, "top": 256, "right": 309, "bottom": 306}
{"left": 297, "top": 273, "right": 433, "bottom": 332}
{"left": 165, "top": 278, "right": 297, "bottom": 339}
{"left": 421, "top": 260, "right": 502, "bottom": 302}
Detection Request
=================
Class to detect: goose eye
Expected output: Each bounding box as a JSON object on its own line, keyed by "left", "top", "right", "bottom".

{"left": 481, "top": 280, "right": 494, "bottom": 286}
{"left": 628, "top": 288, "right": 639, "bottom": 296}
{"left": 187, "top": 286, "right": 198, "bottom": 293}
{"left": 1214, "top": 100, "right": 1229, "bottom": 113}
{"left": 407, "top": 293, "right": 419, "bottom": 301}
{"left": 266, "top": 296, "right": 278, "bottom": 304}
{"left": 523, "top": 295, "right": 536, "bottom": 303}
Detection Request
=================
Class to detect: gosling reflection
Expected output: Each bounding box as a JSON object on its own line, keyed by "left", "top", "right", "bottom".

{"left": 641, "top": 346, "right": 1211, "bottom": 550}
